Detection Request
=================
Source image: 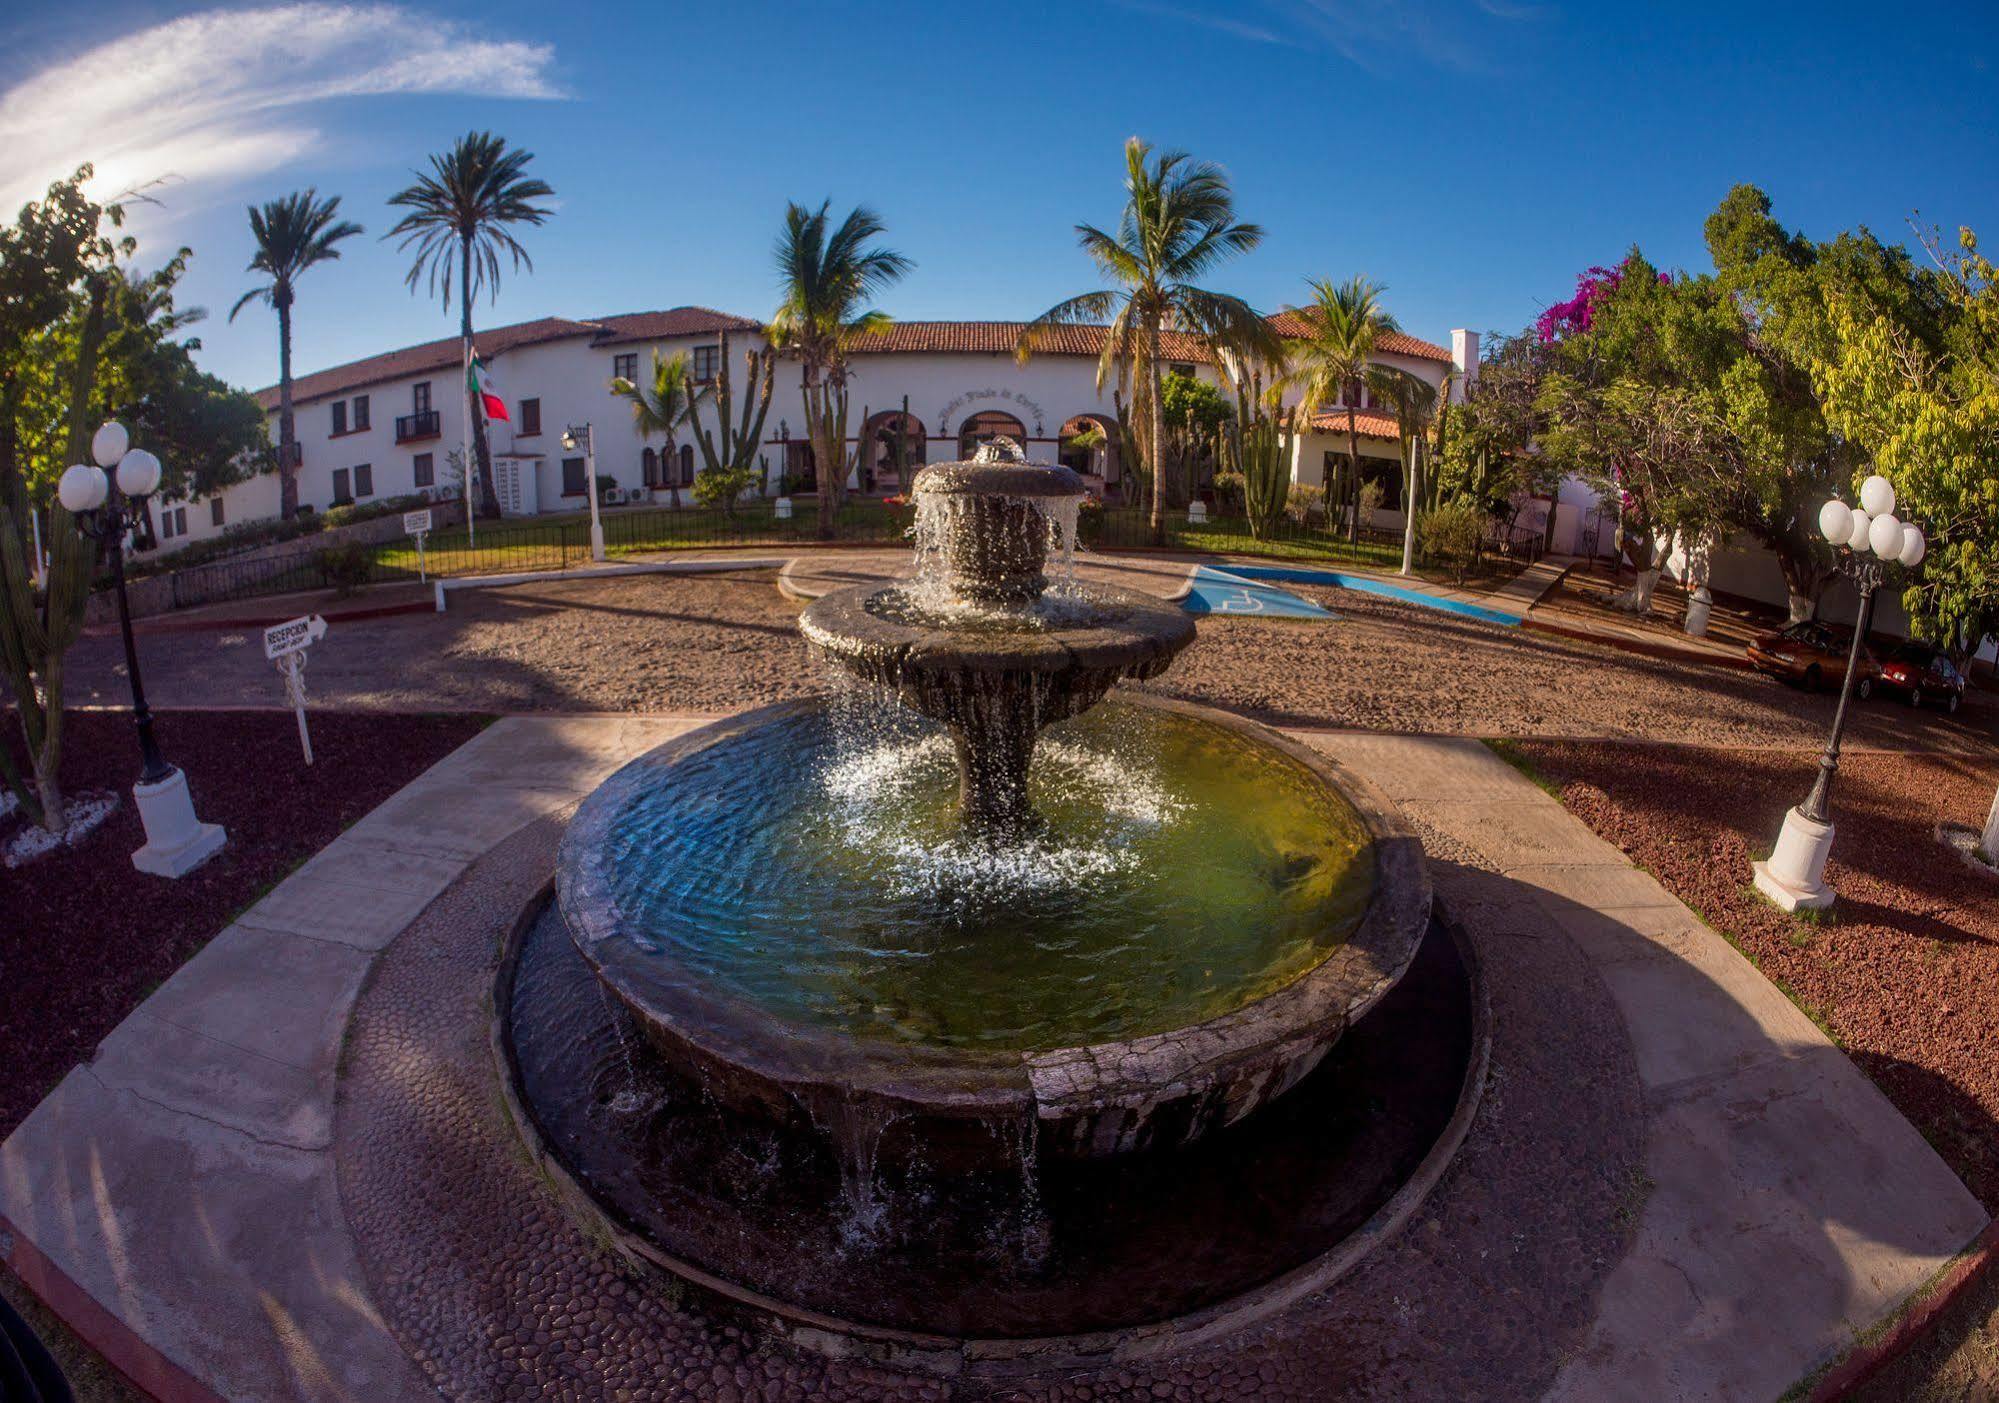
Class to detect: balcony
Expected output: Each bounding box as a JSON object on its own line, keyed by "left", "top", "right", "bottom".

{"left": 395, "top": 410, "right": 441, "bottom": 443}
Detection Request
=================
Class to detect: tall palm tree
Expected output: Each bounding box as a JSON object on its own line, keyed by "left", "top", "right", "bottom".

{"left": 612, "top": 350, "right": 702, "bottom": 510}
{"left": 1369, "top": 366, "right": 1438, "bottom": 575}
{"left": 385, "top": 131, "right": 554, "bottom": 519}
{"left": 228, "top": 190, "right": 362, "bottom": 520}
{"left": 1285, "top": 276, "right": 1398, "bottom": 543}
{"left": 768, "top": 200, "right": 911, "bottom": 539}
{"left": 1018, "top": 138, "right": 1276, "bottom": 544}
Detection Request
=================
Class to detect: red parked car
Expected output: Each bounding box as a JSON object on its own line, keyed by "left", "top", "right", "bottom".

{"left": 1745, "top": 620, "right": 1880, "bottom": 697}
{"left": 1876, "top": 641, "right": 1968, "bottom": 713}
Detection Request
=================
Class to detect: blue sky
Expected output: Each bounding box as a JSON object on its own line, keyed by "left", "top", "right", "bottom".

{"left": 3, "top": 1, "right": 1992, "bottom": 391}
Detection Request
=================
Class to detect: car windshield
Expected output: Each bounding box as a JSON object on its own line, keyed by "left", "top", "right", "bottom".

{"left": 1890, "top": 643, "right": 1935, "bottom": 664}
{"left": 1780, "top": 622, "right": 1840, "bottom": 649}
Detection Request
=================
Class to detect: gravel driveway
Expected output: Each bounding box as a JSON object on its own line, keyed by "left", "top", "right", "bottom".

{"left": 63, "top": 567, "right": 1997, "bottom": 754}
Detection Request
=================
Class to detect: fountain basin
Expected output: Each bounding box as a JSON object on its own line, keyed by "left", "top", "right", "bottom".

{"left": 556, "top": 694, "right": 1430, "bottom": 1164}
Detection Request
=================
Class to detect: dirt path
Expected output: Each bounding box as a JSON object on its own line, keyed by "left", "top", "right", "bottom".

{"left": 61, "top": 566, "right": 1998, "bottom": 755}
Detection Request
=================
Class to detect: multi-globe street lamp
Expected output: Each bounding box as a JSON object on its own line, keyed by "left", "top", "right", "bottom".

{"left": 57, "top": 421, "right": 227, "bottom": 878}
{"left": 1751, "top": 473, "right": 1925, "bottom": 913}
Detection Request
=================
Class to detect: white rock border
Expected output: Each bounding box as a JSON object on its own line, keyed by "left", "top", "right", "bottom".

{"left": 1936, "top": 822, "right": 1999, "bottom": 882}
{"left": 3, "top": 789, "right": 120, "bottom": 868}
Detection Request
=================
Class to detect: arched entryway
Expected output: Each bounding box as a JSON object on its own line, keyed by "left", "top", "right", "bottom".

{"left": 958, "top": 410, "right": 1027, "bottom": 458}
{"left": 1059, "top": 414, "right": 1120, "bottom": 493}
{"left": 860, "top": 410, "right": 927, "bottom": 494}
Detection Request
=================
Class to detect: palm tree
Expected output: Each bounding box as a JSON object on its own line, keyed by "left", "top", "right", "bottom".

{"left": 1285, "top": 276, "right": 1398, "bottom": 543}
{"left": 768, "top": 200, "right": 911, "bottom": 539}
{"left": 228, "top": 190, "right": 362, "bottom": 520}
{"left": 385, "top": 131, "right": 554, "bottom": 519}
{"left": 1018, "top": 138, "right": 1276, "bottom": 544}
{"left": 612, "top": 351, "right": 702, "bottom": 510}
{"left": 1369, "top": 366, "right": 1438, "bottom": 575}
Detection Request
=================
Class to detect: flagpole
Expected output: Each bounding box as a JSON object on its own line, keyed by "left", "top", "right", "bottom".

{"left": 462, "top": 338, "right": 476, "bottom": 547}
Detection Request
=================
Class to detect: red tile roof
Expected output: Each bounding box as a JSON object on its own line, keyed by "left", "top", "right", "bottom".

{"left": 588, "top": 306, "right": 762, "bottom": 345}
{"left": 253, "top": 308, "right": 761, "bottom": 408}
{"left": 1264, "top": 309, "right": 1454, "bottom": 364}
{"left": 845, "top": 320, "right": 1216, "bottom": 362}
{"left": 1307, "top": 406, "right": 1403, "bottom": 441}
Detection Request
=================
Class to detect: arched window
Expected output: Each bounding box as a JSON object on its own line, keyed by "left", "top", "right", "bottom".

{"left": 958, "top": 410, "right": 1027, "bottom": 458}
{"left": 1058, "top": 414, "right": 1118, "bottom": 483}
{"left": 678, "top": 444, "right": 695, "bottom": 487}
{"left": 641, "top": 446, "right": 658, "bottom": 488}
{"left": 860, "top": 410, "right": 928, "bottom": 493}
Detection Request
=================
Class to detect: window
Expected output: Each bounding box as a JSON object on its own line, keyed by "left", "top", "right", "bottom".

{"left": 613, "top": 353, "right": 638, "bottom": 383}
{"left": 210, "top": 498, "right": 225, "bottom": 527}
{"left": 413, "top": 381, "right": 432, "bottom": 414}
{"left": 331, "top": 400, "right": 348, "bottom": 435}
{"left": 174, "top": 506, "right": 187, "bottom": 536}
{"left": 692, "top": 344, "right": 721, "bottom": 382}
{"left": 562, "top": 457, "right": 588, "bottom": 496}
{"left": 413, "top": 453, "right": 434, "bottom": 488}
{"left": 355, "top": 463, "right": 374, "bottom": 497}
{"left": 159, "top": 508, "right": 175, "bottom": 540}
{"left": 353, "top": 394, "right": 370, "bottom": 431}
{"left": 519, "top": 398, "right": 541, "bottom": 436}
{"left": 1167, "top": 362, "right": 1196, "bottom": 379}
{"left": 679, "top": 444, "right": 696, "bottom": 487}
{"left": 641, "top": 447, "right": 658, "bottom": 487}
{"left": 332, "top": 467, "right": 352, "bottom": 504}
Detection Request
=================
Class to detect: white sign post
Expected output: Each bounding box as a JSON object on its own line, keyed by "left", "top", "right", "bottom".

{"left": 404, "top": 508, "right": 433, "bottom": 582}
{"left": 264, "top": 614, "right": 328, "bottom": 765}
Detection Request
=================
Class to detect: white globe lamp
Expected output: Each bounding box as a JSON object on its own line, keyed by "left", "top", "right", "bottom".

{"left": 1859, "top": 474, "right": 1896, "bottom": 518}
{"left": 57, "top": 463, "right": 108, "bottom": 513}
{"left": 1899, "top": 525, "right": 1927, "bottom": 568}
{"left": 116, "top": 448, "right": 162, "bottom": 498}
{"left": 1867, "top": 511, "right": 1903, "bottom": 558}
{"left": 1817, "top": 499, "right": 1852, "bottom": 545}
{"left": 1847, "top": 507, "right": 1873, "bottom": 552}
{"left": 91, "top": 421, "right": 129, "bottom": 469}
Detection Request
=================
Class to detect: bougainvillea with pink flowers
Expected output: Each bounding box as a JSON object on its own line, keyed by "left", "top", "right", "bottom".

{"left": 1535, "top": 257, "right": 1673, "bottom": 343}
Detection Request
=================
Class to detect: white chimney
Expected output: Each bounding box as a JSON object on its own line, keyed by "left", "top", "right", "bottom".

{"left": 1450, "top": 329, "right": 1479, "bottom": 403}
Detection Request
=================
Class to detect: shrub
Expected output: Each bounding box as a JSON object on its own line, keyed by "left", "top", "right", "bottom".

{"left": 1417, "top": 500, "right": 1487, "bottom": 583}
{"left": 1284, "top": 483, "right": 1327, "bottom": 526}
{"left": 316, "top": 542, "right": 374, "bottom": 596}
{"left": 1357, "top": 478, "right": 1386, "bottom": 528}
{"left": 692, "top": 465, "right": 756, "bottom": 513}
{"left": 321, "top": 503, "right": 362, "bottom": 530}
{"left": 1211, "top": 469, "right": 1246, "bottom": 514}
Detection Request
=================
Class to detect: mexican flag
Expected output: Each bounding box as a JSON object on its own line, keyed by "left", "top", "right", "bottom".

{"left": 468, "top": 354, "right": 509, "bottom": 423}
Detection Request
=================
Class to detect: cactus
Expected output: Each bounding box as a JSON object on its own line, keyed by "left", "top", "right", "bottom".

{"left": 683, "top": 330, "right": 776, "bottom": 517}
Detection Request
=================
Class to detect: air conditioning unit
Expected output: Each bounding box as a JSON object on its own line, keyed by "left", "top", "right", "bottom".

{"left": 603, "top": 486, "right": 627, "bottom": 506}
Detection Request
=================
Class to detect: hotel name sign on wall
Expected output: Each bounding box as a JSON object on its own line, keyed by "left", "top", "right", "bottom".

{"left": 935, "top": 388, "right": 1046, "bottom": 438}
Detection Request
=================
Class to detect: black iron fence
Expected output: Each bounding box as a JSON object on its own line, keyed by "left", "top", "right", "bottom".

{"left": 135, "top": 494, "right": 1533, "bottom": 614}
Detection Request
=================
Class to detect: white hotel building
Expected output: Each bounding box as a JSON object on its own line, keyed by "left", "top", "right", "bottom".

{"left": 149, "top": 306, "right": 1486, "bottom": 553}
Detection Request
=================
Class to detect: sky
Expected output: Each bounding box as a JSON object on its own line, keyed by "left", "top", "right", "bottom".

{"left": 2, "top": 0, "right": 1993, "bottom": 393}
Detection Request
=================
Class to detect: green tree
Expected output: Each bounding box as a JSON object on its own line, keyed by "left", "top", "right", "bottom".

{"left": 227, "top": 190, "right": 362, "bottom": 520}
{"left": 386, "top": 131, "right": 555, "bottom": 520}
{"left": 1433, "top": 331, "right": 1554, "bottom": 543}
{"left": 1367, "top": 366, "right": 1440, "bottom": 575}
{"left": 768, "top": 201, "right": 911, "bottom": 540}
{"left": 1159, "top": 369, "right": 1230, "bottom": 507}
{"left": 1284, "top": 277, "right": 1399, "bottom": 542}
{"left": 0, "top": 170, "right": 122, "bottom": 830}
{"left": 611, "top": 350, "right": 702, "bottom": 511}
{"left": 1019, "top": 138, "right": 1276, "bottom": 545}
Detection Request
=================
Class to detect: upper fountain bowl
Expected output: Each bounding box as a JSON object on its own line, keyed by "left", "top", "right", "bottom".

{"left": 908, "top": 437, "right": 1086, "bottom": 607}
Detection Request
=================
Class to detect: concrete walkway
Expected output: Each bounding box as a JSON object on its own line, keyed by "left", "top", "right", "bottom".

{"left": 1, "top": 717, "right": 1985, "bottom": 1401}
{"left": 1307, "top": 733, "right": 1988, "bottom": 1402}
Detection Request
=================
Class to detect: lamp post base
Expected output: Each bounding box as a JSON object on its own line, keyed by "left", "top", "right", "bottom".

{"left": 131, "top": 767, "right": 227, "bottom": 878}
{"left": 1751, "top": 806, "right": 1836, "bottom": 912}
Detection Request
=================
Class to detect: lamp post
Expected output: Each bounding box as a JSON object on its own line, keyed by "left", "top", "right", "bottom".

{"left": 57, "top": 421, "right": 227, "bottom": 877}
{"left": 563, "top": 424, "right": 605, "bottom": 561}
{"left": 1751, "top": 473, "right": 1926, "bottom": 913}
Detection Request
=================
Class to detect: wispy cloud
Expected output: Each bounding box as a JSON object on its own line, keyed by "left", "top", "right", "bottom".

{"left": 0, "top": 3, "right": 561, "bottom": 214}
{"left": 1123, "top": 0, "right": 1547, "bottom": 71}
{"left": 1107, "top": 0, "right": 1291, "bottom": 46}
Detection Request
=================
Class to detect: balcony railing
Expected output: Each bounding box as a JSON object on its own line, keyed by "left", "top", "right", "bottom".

{"left": 395, "top": 410, "right": 441, "bottom": 443}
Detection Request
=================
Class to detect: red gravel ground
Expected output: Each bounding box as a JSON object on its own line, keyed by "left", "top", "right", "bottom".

{"left": 1513, "top": 741, "right": 1999, "bottom": 1214}
{"left": 0, "top": 707, "right": 488, "bottom": 1141}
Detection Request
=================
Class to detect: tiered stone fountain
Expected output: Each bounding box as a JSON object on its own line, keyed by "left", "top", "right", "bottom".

{"left": 509, "top": 439, "right": 1455, "bottom": 1346}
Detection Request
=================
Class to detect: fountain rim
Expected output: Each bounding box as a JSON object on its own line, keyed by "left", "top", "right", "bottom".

{"left": 555, "top": 692, "right": 1432, "bottom": 1126}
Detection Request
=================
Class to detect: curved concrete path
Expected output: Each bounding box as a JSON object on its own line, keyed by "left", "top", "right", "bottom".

{"left": 0, "top": 717, "right": 1984, "bottom": 1401}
